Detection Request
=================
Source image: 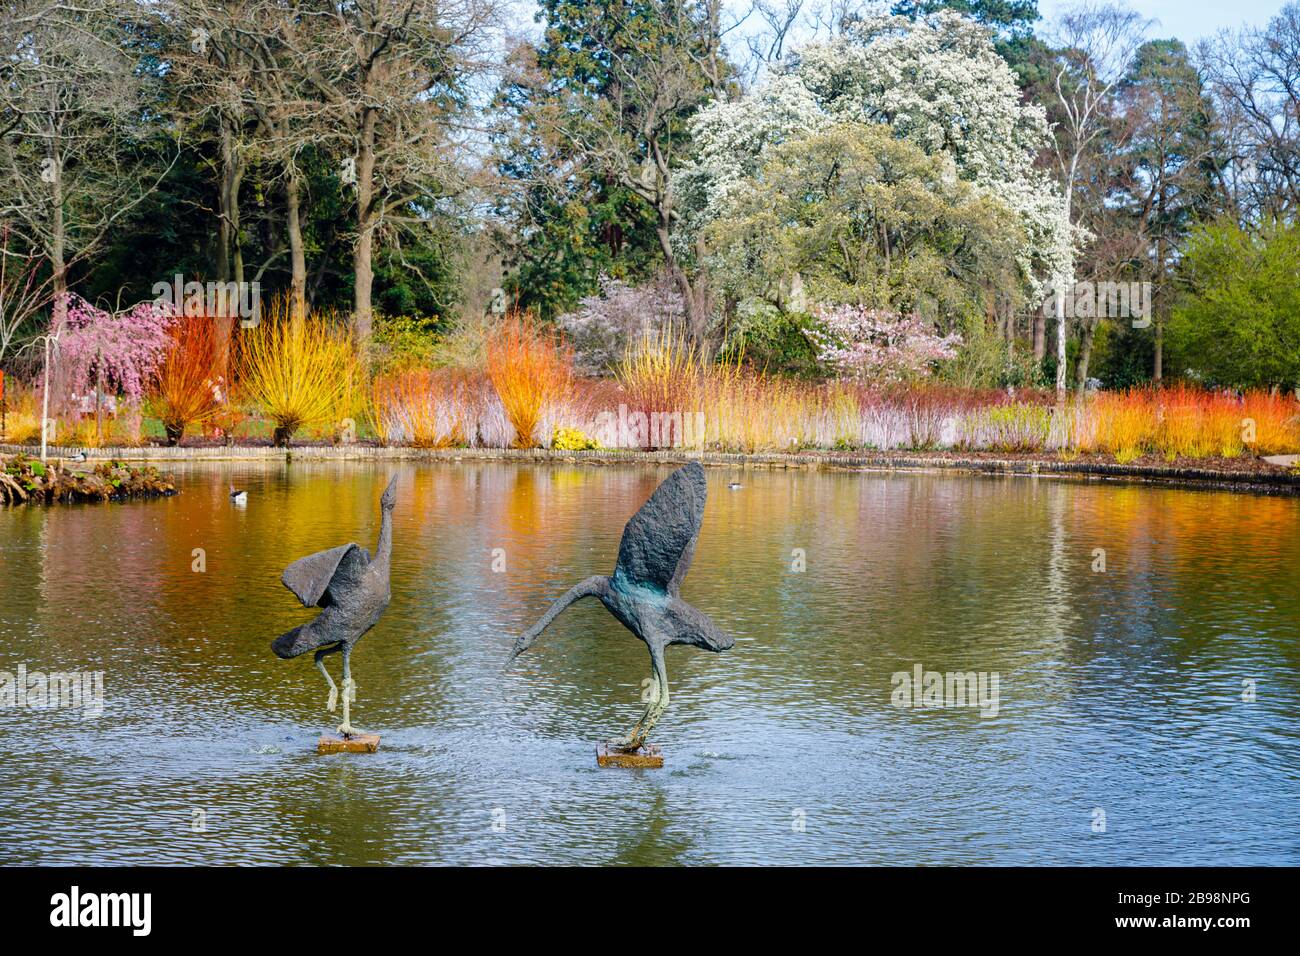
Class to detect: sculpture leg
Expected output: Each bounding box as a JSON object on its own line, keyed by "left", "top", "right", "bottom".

{"left": 609, "top": 645, "right": 668, "bottom": 753}
{"left": 634, "top": 646, "right": 670, "bottom": 747}
{"left": 337, "top": 645, "right": 358, "bottom": 737}
{"left": 314, "top": 645, "right": 342, "bottom": 713}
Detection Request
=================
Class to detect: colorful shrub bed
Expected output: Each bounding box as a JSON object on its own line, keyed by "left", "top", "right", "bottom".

{"left": 4, "top": 305, "right": 1297, "bottom": 464}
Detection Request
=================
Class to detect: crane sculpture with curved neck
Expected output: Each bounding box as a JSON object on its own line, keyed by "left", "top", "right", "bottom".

{"left": 508, "top": 462, "right": 733, "bottom": 753}
{"left": 272, "top": 475, "right": 397, "bottom": 736}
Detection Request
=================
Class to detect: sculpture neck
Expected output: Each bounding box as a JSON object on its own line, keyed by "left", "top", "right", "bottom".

{"left": 375, "top": 507, "right": 394, "bottom": 569}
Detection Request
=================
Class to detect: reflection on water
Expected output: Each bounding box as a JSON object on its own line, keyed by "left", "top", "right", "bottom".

{"left": 0, "top": 461, "right": 1297, "bottom": 865}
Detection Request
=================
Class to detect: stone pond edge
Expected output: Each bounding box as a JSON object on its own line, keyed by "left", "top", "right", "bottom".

{"left": 4, "top": 443, "right": 1298, "bottom": 494}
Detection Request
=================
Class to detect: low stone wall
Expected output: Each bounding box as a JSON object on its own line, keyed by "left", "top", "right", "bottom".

{"left": 3, "top": 442, "right": 1297, "bottom": 492}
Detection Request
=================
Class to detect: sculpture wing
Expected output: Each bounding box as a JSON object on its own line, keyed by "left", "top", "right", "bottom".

{"left": 613, "top": 462, "right": 707, "bottom": 595}
{"left": 281, "top": 543, "right": 370, "bottom": 608}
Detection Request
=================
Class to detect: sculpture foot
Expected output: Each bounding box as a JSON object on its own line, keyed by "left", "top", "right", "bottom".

{"left": 606, "top": 734, "right": 646, "bottom": 754}
{"left": 336, "top": 723, "right": 357, "bottom": 738}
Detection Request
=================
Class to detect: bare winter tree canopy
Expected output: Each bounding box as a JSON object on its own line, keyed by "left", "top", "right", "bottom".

{"left": 0, "top": 0, "right": 177, "bottom": 326}
{"left": 1199, "top": 4, "right": 1300, "bottom": 220}
{"left": 0, "top": 0, "right": 1294, "bottom": 396}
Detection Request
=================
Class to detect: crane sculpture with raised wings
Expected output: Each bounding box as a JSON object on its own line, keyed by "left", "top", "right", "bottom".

{"left": 508, "top": 462, "right": 733, "bottom": 753}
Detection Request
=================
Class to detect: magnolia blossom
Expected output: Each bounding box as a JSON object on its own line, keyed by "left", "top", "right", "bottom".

{"left": 807, "top": 305, "right": 962, "bottom": 384}
{"left": 681, "top": 11, "right": 1075, "bottom": 298}
{"left": 57, "top": 293, "right": 173, "bottom": 404}
{"left": 676, "top": 74, "right": 827, "bottom": 246}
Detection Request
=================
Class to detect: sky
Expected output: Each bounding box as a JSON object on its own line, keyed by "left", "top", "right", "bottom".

{"left": 1037, "top": 0, "right": 1285, "bottom": 42}
{"left": 502, "top": 1, "right": 1290, "bottom": 70}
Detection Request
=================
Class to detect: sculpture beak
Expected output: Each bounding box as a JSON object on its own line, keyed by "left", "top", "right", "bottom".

{"left": 271, "top": 625, "right": 311, "bottom": 659}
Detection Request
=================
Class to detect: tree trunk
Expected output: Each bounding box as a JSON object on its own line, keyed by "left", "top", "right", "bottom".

{"left": 1154, "top": 319, "right": 1163, "bottom": 384}
{"left": 352, "top": 108, "right": 377, "bottom": 342}
{"left": 216, "top": 118, "right": 245, "bottom": 379}
{"left": 1051, "top": 288, "right": 1067, "bottom": 391}
{"left": 217, "top": 123, "right": 233, "bottom": 283}
{"left": 1153, "top": 233, "right": 1166, "bottom": 384}
{"left": 653, "top": 217, "right": 711, "bottom": 358}
{"left": 1056, "top": 157, "right": 1078, "bottom": 394}
{"left": 231, "top": 190, "right": 245, "bottom": 286}
{"left": 1056, "top": 313, "right": 1068, "bottom": 392}
{"left": 1032, "top": 312, "right": 1045, "bottom": 363}
{"left": 286, "top": 170, "right": 306, "bottom": 333}
{"left": 95, "top": 354, "right": 103, "bottom": 445}
{"left": 1075, "top": 318, "right": 1097, "bottom": 393}
{"left": 51, "top": 155, "right": 67, "bottom": 330}
{"left": 219, "top": 118, "right": 246, "bottom": 285}
{"left": 49, "top": 151, "right": 68, "bottom": 420}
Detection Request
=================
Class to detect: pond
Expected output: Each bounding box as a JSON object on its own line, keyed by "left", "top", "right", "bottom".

{"left": 0, "top": 461, "right": 1297, "bottom": 865}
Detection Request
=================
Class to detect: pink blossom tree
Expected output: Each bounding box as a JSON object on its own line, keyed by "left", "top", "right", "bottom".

{"left": 54, "top": 293, "right": 173, "bottom": 441}
{"left": 807, "top": 305, "right": 962, "bottom": 384}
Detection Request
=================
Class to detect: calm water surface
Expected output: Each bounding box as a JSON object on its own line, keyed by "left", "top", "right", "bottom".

{"left": 0, "top": 461, "right": 1297, "bottom": 865}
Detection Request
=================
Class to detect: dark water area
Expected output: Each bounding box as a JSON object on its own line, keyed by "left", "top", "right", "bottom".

{"left": 0, "top": 461, "right": 1296, "bottom": 865}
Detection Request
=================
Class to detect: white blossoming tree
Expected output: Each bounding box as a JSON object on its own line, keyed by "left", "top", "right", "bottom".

{"left": 681, "top": 11, "right": 1077, "bottom": 328}
{"left": 703, "top": 121, "right": 1026, "bottom": 320}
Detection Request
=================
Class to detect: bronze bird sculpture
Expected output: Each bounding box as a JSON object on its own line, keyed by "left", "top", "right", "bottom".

{"left": 508, "top": 462, "right": 733, "bottom": 752}
{"left": 272, "top": 475, "right": 397, "bottom": 735}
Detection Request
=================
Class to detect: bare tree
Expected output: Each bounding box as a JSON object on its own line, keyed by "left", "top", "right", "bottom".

{"left": 1113, "top": 40, "right": 1218, "bottom": 384}
{"left": 1199, "top": 3, "right": 1300, "bottom": 224}
{"left": 0, "top": 226, "right": 52, "bottom": 369}
{"left": 277, "top": 0, "right": 502, "bottom": 341}
{"left": 808, "top": 0, "right": 875, "bottom": 37}
{"left": 1046, "top": 1, "right": 1150, "bottom": 391}
{"left": 165, "top": 0, "right": 265, "bottom": 290}
{"left": 517, "top": 1, "right": 724, "bottom": 350}
{"left": 167, "top": 0, "right": 344, "bottom": 325}
{"left": 739, "top": 0, "right": 809, "bottom": 83}
{"left": 0, "top": 0, "right": 177, "bottom": 328}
